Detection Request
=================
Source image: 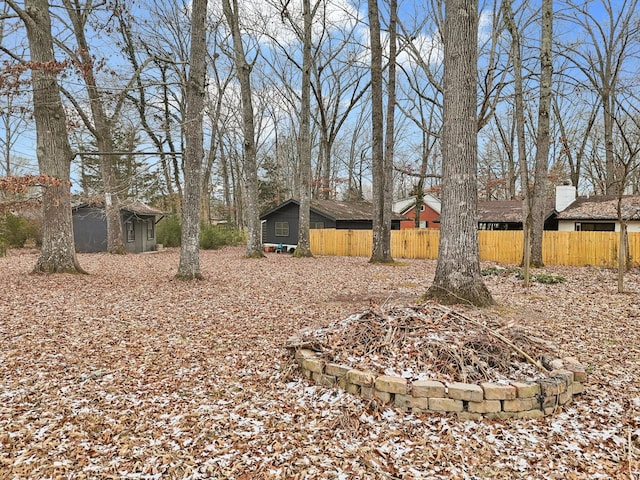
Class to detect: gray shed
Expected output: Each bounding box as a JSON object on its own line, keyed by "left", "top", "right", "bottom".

{"left": 72, "top": 201, "right": 164, "bottom": 253}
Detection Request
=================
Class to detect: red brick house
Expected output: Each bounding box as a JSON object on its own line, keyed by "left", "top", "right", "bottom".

{"left": 393, "top": 195, "right": 441, "bottom": 229}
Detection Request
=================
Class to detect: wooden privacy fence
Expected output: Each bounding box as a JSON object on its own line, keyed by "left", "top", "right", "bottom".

{"left": 309, "top": 229, "right": 640, "bottom": 267}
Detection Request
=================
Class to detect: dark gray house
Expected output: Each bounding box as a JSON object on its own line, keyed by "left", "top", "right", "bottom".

{"left": 476, "top": 200, "right": 558, "bottom": 231}
{"left": 260, "top": 198, "right": 404, "bottom": 249}
{"left": 72, "top": 201, "right": 164, "bottom": 253}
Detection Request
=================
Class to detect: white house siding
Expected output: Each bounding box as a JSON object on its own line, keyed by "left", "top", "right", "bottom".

{"left": 557, "top": 220, "right": 640, "bottom": 232}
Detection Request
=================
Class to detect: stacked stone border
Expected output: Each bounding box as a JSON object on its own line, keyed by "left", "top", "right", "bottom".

{"left": 292, "top": 349, "right": 586, "bottom": 419}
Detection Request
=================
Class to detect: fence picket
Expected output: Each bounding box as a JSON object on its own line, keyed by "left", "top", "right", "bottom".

{"left": 308, "top": 229, "right": 640, "bottom": 267}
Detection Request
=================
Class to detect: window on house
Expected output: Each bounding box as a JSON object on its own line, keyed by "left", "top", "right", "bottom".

{"left": 311, "top": 222, "right": 324, "bottom": 229}
{"left": 126, "top": 222, "right": 135, "bottom": 242}
{"left": 147, "top": 220, "right": 155, "bottom": 240}
{"left": 575, "top": 222, "right": 615, "bottom": 231}
{"left": 420, "top": 205, "right": 425, "bottom": 212}
{"left": 275, "top": 221, "right": 289, "bottom": 236}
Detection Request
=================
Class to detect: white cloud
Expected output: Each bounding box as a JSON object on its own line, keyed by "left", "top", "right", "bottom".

{"left": 208, "top": 0, "right": 363, "bottom": 48}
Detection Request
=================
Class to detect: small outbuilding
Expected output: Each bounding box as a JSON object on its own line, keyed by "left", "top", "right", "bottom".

{"left": 72, "top": 200, "right": 164, "bottom": 253}
{"left": 260, "top": 198, "right": 405, "bottom": 249}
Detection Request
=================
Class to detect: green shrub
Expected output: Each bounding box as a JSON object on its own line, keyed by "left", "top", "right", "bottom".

{"left": 0, "top": 214, "right": 39, "bottom": 248}
{"left": 532, "top": 273, "right": 566, "bottom": 284}
{"left": 514, "top": 270, "right": 566, "bottom": 284}
{"left": 483, "top": 265, "right": 566, "bottom": 285}
{"left": 481, "top": 266, "right": 519, "bottom": 276}
{"left": 156, "top": 216, "right": 245, "bottom": 249}
{"left": 156, "top": 215, "right": 182, "bottom": 247}
{"left": 200, "top": 223, "right": 245, "bottom": 250}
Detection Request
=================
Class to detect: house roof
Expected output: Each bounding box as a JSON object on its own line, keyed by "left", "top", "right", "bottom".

{"left": 477, "top": 200, "right": 556, "bottom": 223}
{"left": 393, "top": 194, "right": 441, "bottom": 215}
{"left": 261, "top": 198, "right": 406, "bottom": 221}
{"left": 73, "top": 199, "right": 164, "bottom": 217}
{"left": 477, "top": 200, "right": 525, "bottom": 223}
{"left": 556, "top": 195, "right": 640, "bottom": 221}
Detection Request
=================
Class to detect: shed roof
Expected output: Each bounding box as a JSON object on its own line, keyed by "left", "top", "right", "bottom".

{"left": 556, "top": 195, "right": 640, "bottom": 221}
{"left": 121, "top": 201, "right": 165, "bottom": 217}
{"left": 73, "top": 199, "right": 164, "bottom": 216}
{"left": 260, "top": 198, "right": 406, "bottom": 221}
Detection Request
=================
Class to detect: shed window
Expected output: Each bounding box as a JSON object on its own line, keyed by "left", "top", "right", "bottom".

{"left": 147, "top": 220, "right": 155, "bottom": 240}
{"left": 275, "top": 221, "right": 289, "bottom": 237}
{"left": 126, "top": 222, "right": 135, "bottom": 242}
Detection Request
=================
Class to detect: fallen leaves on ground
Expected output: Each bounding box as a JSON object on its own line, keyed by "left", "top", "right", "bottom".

{"left": 0, "top": 247, "right": 638, "bottom": 479}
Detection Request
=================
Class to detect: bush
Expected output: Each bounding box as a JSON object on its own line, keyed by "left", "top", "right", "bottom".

{"left": 481, "top": 266, "right": 519, "bottom": 277}
{"left": 0, "top": 214, "right": 40, "bottom": 248}
{"left": 200, "top": 223, "right": 245, "bottom": 250}
{"left": 156, "top": 216, "right": 245, "bottom": 249}
{"left": 483, "top": 266, "right": 566, "bottom": 284}
{"left": 156, "top": 215, "right": 182, "bottom": 247}
{"left": 525, "top": 272, "right": 566, "bottom": 284}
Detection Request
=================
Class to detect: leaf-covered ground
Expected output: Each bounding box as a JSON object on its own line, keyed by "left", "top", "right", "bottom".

{"left": 0, "top": 247, "right": 638, "bottom": 479}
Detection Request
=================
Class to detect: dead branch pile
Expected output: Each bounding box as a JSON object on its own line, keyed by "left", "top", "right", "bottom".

{"left": 292, "top": 303, "right": 559, "bottom": 383}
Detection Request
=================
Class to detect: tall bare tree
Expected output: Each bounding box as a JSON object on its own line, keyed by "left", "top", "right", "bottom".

{"left": 382, "top": 0, "right": 398, "bottom": 255}
{"left": 115, "top": 0, "right": 198, "bottom": 212}
{"left": 529, "top": 0, "right": 553, "bottom": 268}
{"left": 503, "top": 0, "right": 552, "bottom": 272}
{"left": 294, "top": 0, "right": 317, "bottom": 258}
{"left": 563, "top": 0, "right": 640, "bottom": 194}
{"left": 58, "top": 0, "right": 128, "bottom": 253}
{"left": 503, "top": 0, "right": 532, "bottom": 281}
{"left": 424, "top": 0, "right": 493, "bottom": 306}
{"left": 552, "top": 92, "right": 598, "bottom": 192}
{"left": 6, "top": 0, "right": 85, "bottom": 273}
{"left": 612, "top": 103, "right": 640, "bottom": 292}
{"left": 311, "top": 8, "right": 370, "bottom": 200}
{"left": 222, "top": 0, "right": 264, "bottom": 257}
{"left": 175, "top": 0, "right": 207, "bottom": 279}
{"left": 368, "top": 0, "right": 393, "bottom": 263}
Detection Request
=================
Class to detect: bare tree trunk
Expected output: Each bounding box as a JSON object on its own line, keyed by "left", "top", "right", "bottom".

{"left": 424, "top": 0, "right": 493, "bottom": 306}
{"left": 530, "top": 0, "right": 553, "bottom": 267}
{"left": 9, "top": 0, "right": 85, "bottom": 273}
{"left": 222, "top": 0, "right": 264, "bottom": 257}
{"left": 382, "top": 0, "right": 398, "bottom": 251}
{"left": 176, "top": 0, "right": 207, "bottom": 280}
{"left": 618, "top": 219, "right": 627, "bottom": 293}
{"left": 503, "top": 0, "right": 531, "bottom": 283}
{"left": 201, "top": 137, "right": 214, "bottom": 224}
{"left": 295, "top": 0, "right": 315, "bottom": 258}
{"left": 220, "top": 143, "right": 232, "bottom": 221}
{"left": 368, "top": 0, "right": 392, "bottom": 263}
{"left": 62, "top": 0, "right": 124, "bottom": 254}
